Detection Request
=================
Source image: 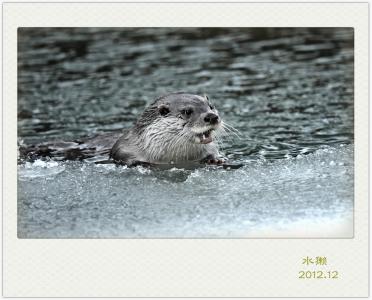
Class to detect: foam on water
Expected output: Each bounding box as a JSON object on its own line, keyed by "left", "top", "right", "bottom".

{"left": 18, "top": 159, "right": 66, "bottom": 180}
{"left": 17, "top": 144, "right": 353, "bottom": 238}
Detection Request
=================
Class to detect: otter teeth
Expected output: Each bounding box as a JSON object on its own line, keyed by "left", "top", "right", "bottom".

{"left": 198, "top": 129, "right": 213, "bottom": 144}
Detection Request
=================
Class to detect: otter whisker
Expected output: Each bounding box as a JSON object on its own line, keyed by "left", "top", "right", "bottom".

{"left": 221, "top": 124, "right": 242, "bottom": 140}
{"left": 213, "top": 130, "right": 229, "bottom": 150}
{"left": 215, "top": 126, "right": 235, "bottom": 144}
{"left": 221, "top": 125, "right": 239, "bottom": 136}
{"left": 222, "top": 121, "right": 242, "bottom": 135}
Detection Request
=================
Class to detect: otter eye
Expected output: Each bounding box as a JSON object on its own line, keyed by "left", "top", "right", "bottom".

{"left": 181, "top": 108, "right": 193, "bottom": 116}
{"left": 209, "top": 103, "right": 214, "bottom": 110}
{"left": 159, "top": 105, "right": 170, "bottom": 116}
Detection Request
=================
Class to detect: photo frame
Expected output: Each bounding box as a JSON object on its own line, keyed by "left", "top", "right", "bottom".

{"left": 3, "top": 2, "right": 369, "bottom": 297}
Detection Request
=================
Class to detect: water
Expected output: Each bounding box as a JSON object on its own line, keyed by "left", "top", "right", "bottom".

{"left": 17, "top": 28, "right": 354, "bottom": 238}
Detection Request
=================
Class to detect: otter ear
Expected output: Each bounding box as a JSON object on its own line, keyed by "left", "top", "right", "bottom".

{"left": 158, "top": 104, "right": 170, "bottom": 116}
{"left": 204, "top": 94, "right": 209, "bottom": 102}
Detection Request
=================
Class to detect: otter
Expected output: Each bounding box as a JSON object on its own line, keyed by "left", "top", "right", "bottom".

{"left": 19, "top": 92, "right": 238, "bottom": 168}
{"left": 110, "top": 92, "right": 225, "bottom": 166}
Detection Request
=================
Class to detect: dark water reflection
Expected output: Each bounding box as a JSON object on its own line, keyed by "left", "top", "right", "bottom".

{"left": 18, "top": 28, "right": 353, "bottom": 162}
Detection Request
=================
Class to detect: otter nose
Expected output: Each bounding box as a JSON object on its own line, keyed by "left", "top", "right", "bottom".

{"left": 204, "top": 113, "right": 219, "bottom": 124}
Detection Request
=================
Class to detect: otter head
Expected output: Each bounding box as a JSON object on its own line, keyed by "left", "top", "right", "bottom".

{"left": 155, "top": 93, "right": 221, "bottom": 145}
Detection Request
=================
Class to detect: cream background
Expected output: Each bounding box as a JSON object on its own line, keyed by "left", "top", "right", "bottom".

{"left": 3, "top": 2, "right": 369, "bottom": 297}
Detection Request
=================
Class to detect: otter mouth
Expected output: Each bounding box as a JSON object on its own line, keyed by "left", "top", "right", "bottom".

{"left": 197, "top": 129, "right": 214, "bottom": 144}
